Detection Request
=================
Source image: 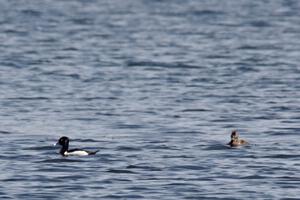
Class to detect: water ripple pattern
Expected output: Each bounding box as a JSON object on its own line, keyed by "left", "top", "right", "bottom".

{"left": 0, "top": 0, "right": 300, "bottom": 199}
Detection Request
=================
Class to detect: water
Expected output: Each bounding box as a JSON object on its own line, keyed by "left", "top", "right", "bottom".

{"left": 0, "top": 0, "right": 300, "bottom": 199}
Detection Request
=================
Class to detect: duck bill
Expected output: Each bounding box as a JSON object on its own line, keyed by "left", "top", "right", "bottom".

{"left": 53, "top": 142, "right": 58, "bottom": 146}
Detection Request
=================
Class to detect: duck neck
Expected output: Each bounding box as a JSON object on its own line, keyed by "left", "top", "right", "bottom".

{"left": 60, "top": 142, "right": 69, "bottom": 156}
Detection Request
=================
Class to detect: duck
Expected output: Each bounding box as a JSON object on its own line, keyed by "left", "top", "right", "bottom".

{"left": 54, "top": 136, "right": 99, "bottom": 156}
{"left": 227, "top": 130, "right": 249, "bottom": 147}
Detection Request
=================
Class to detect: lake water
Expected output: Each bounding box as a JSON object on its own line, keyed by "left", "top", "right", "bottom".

{"left": 0, "top": 0, "right": 300, "bottom": 199}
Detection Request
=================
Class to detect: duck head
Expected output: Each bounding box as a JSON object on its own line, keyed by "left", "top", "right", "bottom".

{"left": 55, "top": 136, "right": 70, "bottom": 155}
{"left": 231, "top": 130, "right": 239, "bottom": 140}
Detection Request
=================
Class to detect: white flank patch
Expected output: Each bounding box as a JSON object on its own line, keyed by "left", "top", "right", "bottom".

{"left": 64, "top": 151, "right": 89, "bottom": 156}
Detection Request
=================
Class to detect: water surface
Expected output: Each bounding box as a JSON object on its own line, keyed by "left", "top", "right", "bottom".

{"left": 0, "top": 0, "right": 300, "bottom": 199}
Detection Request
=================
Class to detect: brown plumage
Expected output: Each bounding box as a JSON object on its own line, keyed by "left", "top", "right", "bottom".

{"left": 228, "top": 130, "right": 249, "bottom": 147}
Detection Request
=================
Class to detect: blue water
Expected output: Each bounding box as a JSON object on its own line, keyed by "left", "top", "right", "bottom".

{"left": 1, "top": 0, "right": 300, "bottom": 199}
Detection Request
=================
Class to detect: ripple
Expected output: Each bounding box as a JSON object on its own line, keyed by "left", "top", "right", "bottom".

{"left": 21, "top": 9, "right": 42, "bottom": 17}
{"left": 191, "top": 10, "right": 225, "bottom": 16}
{"left": 23, "top": 145, "right": 54, "bottom": 151}
{"left": 203, "top": 144, "right": 230, "bottom": 151}
{"left": 38, "top": 158, "right": 87, "bottom": 163}
{"left": 126, "top": 164, "right": 162, "bottom": 171}
{"left": 126, "top": 60, "right": 200, "bottom": 69}
{"left": 73, "top": 139, "right": 101, "bottom": 143}
{"left": 107, "top": 169, "right": 136, "bottom": 174}
{"left": 101, "top": 194, "right": 144, "bottom": 199}
{"left": 262, "top": 154, "right": 300, "bottom": 159}
{"left": 0, "top": 131, "right": 12, "bottom": 135}
{"left": 6, "top": 97, "right": 50, "bottom": 101}
{"left": 240, "top": 175, "right": 268, "bottom": 179}
{"left": 248, "top": 20, "right": 271, "bottom": 27}
{"left": 181, "top": 108, "right": 211, "bottom": 112}
{"left": 170, "top": 165, "right": 206, "bottom": 171}
{"left": 116, "top": 144, "right": 141, "bottom": 150}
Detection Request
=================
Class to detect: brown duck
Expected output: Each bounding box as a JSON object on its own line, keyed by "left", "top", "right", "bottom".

{"left": 228, "top": 130, "right": 249, "bottom": 147}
